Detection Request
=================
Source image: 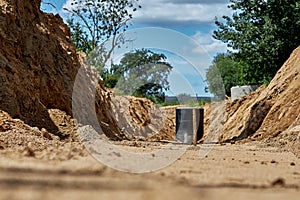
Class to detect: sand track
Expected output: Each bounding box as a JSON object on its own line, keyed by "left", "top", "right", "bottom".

{"left": 0, "top": 143, "right": 299, "bottom": 200}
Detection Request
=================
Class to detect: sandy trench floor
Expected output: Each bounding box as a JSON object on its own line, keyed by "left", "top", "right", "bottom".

{"left": 0, "top": 142, "right": 299, "bottom": 200}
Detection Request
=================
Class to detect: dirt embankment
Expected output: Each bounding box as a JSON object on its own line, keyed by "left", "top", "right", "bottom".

{"left": 0, "top": 0, "right": 180, "bottom": 159}
{"left": 0, "top": 0, "right": 78, "bottom": 133}
{"left": 217, "top": 46, "right": 300, "bottom": 156}
{"left": 0, "top": 2, "right": 299, "bottom": 199}
{"left": 0, "top": 0, "right": 131, "bottom": 141}
{"left": 111, "top": 96, "right": 176, "bottom": 141}
{"left": 0, "top": 0, "right": 299, "bottom": 160}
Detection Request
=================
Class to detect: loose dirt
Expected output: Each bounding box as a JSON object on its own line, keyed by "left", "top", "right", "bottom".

{"left": 0, "top": 0, "right": 299, "bottom": 199}
{"left": 0, "top": 143, "right": 299, "bottom": 200}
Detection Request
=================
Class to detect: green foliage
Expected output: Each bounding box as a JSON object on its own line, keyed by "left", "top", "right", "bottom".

{"left": 64, "top": 1, "right": 172, "bottom": 104}
{"left": 176, "top": 93, "right": 210, "bottom": 107}
{"left": 213, "top": 54, "right": 239, "bottom": 96}
{"left": 65, "top": 0, "right": 142, "bottom": 91}
{"left": 102, "top": 73, "right": 120, "bottom": 88}
{"left": 206, "top": 53, "right": 257, "bottom": 99}
{"left": 65, "top": 0, "right": 141, "bottom": 56}
{"left": 115, "top": 49, "right": 173, "bottom": 103}
{"left": 185, "top": 99, "right": 199, "bottom": 107}
{"left": 158, "top": 99, "right": 210, "bottom": 107}
{"left": 198, "top": 99, "right": 210, "bottom": 107}
{"left": 159, "top": 101, "right": 180, "bottom": 107}
{"left": 177, "top": 93, "right": 192, "bottom": 104}
{"left": 214, "top": 0, "right": 300, "bottom": 85}
{"left": 67, "top": 18, "right": 93, "bottom": 53}
{"left": 206, "top": 55, "right": 227, "bottom": 99}
{"left": 86, "top": 47, "right": 105, "bottom": 73}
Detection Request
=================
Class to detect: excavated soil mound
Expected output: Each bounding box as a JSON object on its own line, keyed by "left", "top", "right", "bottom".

{"left": 1, "top": 0, "right": 299, "bottom": 161}
{"left": 0, "top": 0, "right": 129, "bottom": 141}
{"left": 110, "top": 95, "right": 176, "bottom": 140}
{"left": 0, "top": 0, "right": 176, "bottom": 144}
{"left": 0, "top": 109, "right": 87, "bottom": 160}
{"left": 219, "top": 46, "right": 300, "bottom": 156}
{"left": 0, "top": 0, "right": 79, "bottom": 132}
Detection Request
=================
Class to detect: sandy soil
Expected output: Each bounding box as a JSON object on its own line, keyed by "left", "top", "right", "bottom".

{"left": 0, "top": 1, "right": 299, "bottom": 199}
{"left": 0, "top": 142, "right": 299, "bottom": 200}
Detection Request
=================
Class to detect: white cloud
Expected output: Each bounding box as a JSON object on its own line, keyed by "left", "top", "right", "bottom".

{"left": 61, "top": 0, "right": 230, "bottom": 62}
{"left": 62, "top": 0, "right": 83, "bottom": 14}
{"left": 191, "top": 31, "right": 227, "bottom": 57}
{"left": 164, "top": 0, "right": 229, "bottom": 4}
{"left": 62, "top": 0, "right": 232, "bottom": 27}
{"left": 133, "top": 0, "right": 232, "bottom": 26}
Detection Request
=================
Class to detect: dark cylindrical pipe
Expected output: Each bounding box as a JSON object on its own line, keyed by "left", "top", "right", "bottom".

{"left": 176, "top": 108, "right": 204, "bottom": 144}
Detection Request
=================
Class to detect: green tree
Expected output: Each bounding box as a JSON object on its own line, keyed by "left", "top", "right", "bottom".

{"left": 206, "top": 53, "right": 255, "bottom": 99}
{"left": 206, "top": 53, "right": 241, "bottom": 99}
{"left": 64, "top": 0, "right": 141, "bottom": 60}
{"left": 214, "top": 0, "right": 300, "bottom": 85}
{"left": 66, "top": 18, "right": 92, "bottom": 53}
{"left": 115, "top": 49, "right": 173, "bottom": 103}
{"left": 206, "top": 59, "right": 226, "bottom": 99}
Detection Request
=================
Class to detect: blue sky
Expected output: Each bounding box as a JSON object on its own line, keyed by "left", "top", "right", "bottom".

{"left": 41, "top": 0, "right": 232, "bottom": 97}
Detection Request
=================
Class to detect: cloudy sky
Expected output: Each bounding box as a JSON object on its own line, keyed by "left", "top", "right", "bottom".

{"left": 41, "top": 0, "right": 232, "bottom": 96}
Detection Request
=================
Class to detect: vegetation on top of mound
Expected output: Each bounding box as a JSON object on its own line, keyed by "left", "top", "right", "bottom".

{"left": 207, "top": 0, "right": 300, "bottom": 99}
